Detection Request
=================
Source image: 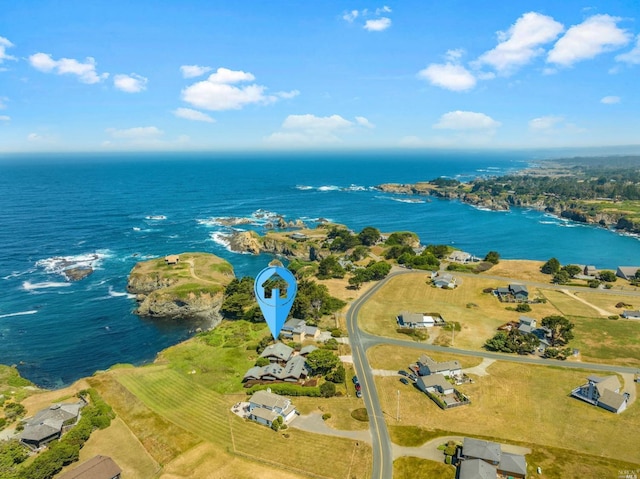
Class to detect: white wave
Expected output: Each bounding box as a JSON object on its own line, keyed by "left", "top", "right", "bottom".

{"left": 539, "top": 220, "right": 560, "bottom": 225}
{"left": 0, "top": 310, "right": 38, "bottom": 319}
{"left": 145, "top": 215, "right": 167, "bottom": 220}
{"left": 108, "top": 286, "right": 136, "bottom": 299}
{"left": 35, "top": 251, "right": 110, "bottom": 276}
{"left": 209, "top": 232, "right": 251, "bottom": 255}
{"left": 132, "top": 227, "right": 141, "bottom": 231}
{"left": 317, "top": 185, "right": 341, "bottom": 191}
{"left": 2, "top": 269, "right": 35, "bottom": 280}
{"left": 23, "top": 281, "right": 72, "bottom": 290}
{"left": 295, "top": 185, "right": 313, "bottom": 190}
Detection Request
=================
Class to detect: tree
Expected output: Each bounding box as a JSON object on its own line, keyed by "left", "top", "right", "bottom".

{"left": 306, "top": 349, "right": 339, "bottom": 375}
{"left": 358, "top": 226, "right": 380, "bottom": 246}
{"left": 552, "top": 270, "right": 570, "bottom": 284}
{"left": 635, "top": 269, "right": 640, "bottom": 280}
{"left": 320, "top": 381, "right": 336, "bottom": 398}
{"left": 598, "top": 270, "right": 617, "bottom": 282}
{"left": 541, "top": 257, "right": 561, "bottom": 274}
{"left": 541, "top": 315, "right": 575, "bottom": 346}
{"left": 271, "top": 415, "right": 283, "bottom": 431}
{"left": 317, "top": 256, "right": 345, "bottom": 279}
{"left": 562, "top": 264, "right": 582, "bottom": 278}
{"left": 515, "top": 303, "right": 531, "bottom": 313}
{"left": 484, "top": 251, "right": 500, "bottom": 264}
{"left": 349, "top": 245, "right": 369, "bottom": 262}
{"left": 326, "top": 364, "right": 345, "bottom": 383}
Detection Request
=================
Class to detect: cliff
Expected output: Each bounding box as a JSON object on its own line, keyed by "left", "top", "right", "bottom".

{"left": 228, "top": 230, "right": 324, "bottom": 260}
{"left": 127, "top": 253, "right": 234, "bottom": 324}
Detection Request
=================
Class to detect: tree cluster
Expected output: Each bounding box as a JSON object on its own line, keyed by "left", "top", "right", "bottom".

{"left": 541, "top": 315, "right": 574, "bottom": 346}
{"left": 485, "top": 329, "right": 540, "bottom": 355}
{"left": 324, "top": 225, "right": 380, "bottom": 253}
{"left": 348, "top": 261, "right": 392, "bottom": 289}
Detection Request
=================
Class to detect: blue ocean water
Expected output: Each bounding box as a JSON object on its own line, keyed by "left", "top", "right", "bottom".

{"left": 1, "top": 151, "right": 639, "bottom": 388}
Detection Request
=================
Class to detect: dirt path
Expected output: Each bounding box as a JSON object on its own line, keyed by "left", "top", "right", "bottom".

{"left": 560, "top": 289, "right": 613, "bottom": 316}
{"left": 184, "top": 259, "right": 218, "bottom": 285}
{"left": 463, "top": 358, "right": 495, "bottom": 377}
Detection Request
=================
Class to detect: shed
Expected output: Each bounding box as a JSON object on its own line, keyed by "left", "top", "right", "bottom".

{"left": 164, "top": 255, "right": 180, "bottom": 265}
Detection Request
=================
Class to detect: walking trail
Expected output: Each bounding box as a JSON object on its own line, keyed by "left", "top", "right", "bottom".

{"left": 560, "top": 289, "right": 613, "bottom": 316}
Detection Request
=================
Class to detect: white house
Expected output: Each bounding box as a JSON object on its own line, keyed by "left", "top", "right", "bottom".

{"left": 248, "top": 389, "right": 298, "bottom": 427}
{"left": 571, "top": 375, "right": 629, "bottom": 414}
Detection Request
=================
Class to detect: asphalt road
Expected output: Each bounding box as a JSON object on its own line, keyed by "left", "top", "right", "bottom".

{"left": 345, "top": 270, "right": 640, "bottom": 479}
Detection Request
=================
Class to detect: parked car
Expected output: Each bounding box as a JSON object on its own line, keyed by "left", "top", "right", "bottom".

{"left": 355, "top": 382, "right": 362, "bottom": 391}
{"left": 399, "top": 377, "right": 409, "bottom": 385}
{"left": 356, "top": 390, "right": 362, "bottom": 398}
{"left": 408, "top": 374, "right": 417, "bottom": 381}
{"left": 398, "top": 370, "right": 409, "bottom": 377}
{"left": 352, "top": 375, "right": 359, "bottom": 384}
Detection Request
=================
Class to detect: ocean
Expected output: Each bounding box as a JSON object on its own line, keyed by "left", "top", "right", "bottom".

{"left": 1, "top": 151, "right": 639, "bottom": 388}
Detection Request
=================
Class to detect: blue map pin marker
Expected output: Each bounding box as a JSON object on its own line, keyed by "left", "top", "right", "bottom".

{"left": 254, "top": 265, "right": 298, "bottom": 340}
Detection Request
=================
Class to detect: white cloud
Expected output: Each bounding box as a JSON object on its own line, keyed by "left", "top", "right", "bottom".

{"left": 343, "top": 10, "right": 359, "bottom": 23}
{"left": 476, "top": 12, "right": 564, "bottom": 74}
{"left": 276, "top": 89, "right": 300, "bottom": 99}
{"left": 434, "top": 111, "right": 501, "bottom": 130}
{"left": 181, "top": 67, "right": 280, "bottom": 111}
{"left": 529, "top": 115, "right": 564, "bottom": 130}
{"left": 0, "top": 36, "right": 16, "bottom": 63}
{"left": 0, "top": 115, "right": 10, "bottom": 121}
{"left": 28, "top": 53, "right": 108, "bottom": 84}
{"left": 355, "top": 116, "right": 374, "bottom": 128}
{"left": 173, "top": 107, "right": 215, "bottom": 123}
{"left": 547, "top": 15, "right": 630, "bottom": 66}
{"left": 106, "top": 126, "right": 164, "bottom": 139}
{"left": 180, "top": 64, "right": 213, "bottom": 78}
{"left": 418, "top": 63, "right": 476, "bottom": 91}
{"left": 266, "top": 114, "right": 368, "bottom": 145}
{"left": 616, "top": 34, "right": 640, "bottom": 64}
{"left": 376, "top": 6, "right": 392, "bottom": 15}
{"left": 114, "top": 73, "right": 148, "bottom": 93}
{"left": 364, "top": 17, "right": 391, "bottom": 32}
{"left": 600, "top": 95, "right": 620, "bottom": 104}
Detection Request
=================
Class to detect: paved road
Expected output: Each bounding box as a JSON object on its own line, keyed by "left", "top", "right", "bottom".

{"left": 346, "top": 273, "right": 403, "bottom": 479}
{"left": 345, "top": 269, "right": 640, "bottom": 479}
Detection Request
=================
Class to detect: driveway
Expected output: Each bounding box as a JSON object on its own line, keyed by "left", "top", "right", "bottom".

{"left": 290, "top": 412, "right": 371, "bottom": 443}
{"left": 392, "top": 435, "right": 531, "bottom": 461}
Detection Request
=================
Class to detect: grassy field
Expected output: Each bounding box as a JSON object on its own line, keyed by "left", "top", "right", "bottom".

{"left": 539, "top": 289, "right": 604, "bottom": 317}
{"left": 393, "top": 457, "right": 455, "bottom": 479}
{"left": 109, "top": 366, "right": 371, "bottom": 479}
{"left": 576, "top": 290, "right": 639, "bottom": 312}
{"left": 366, "top": 344, "right": 482, "bottom": 371}
{"left": 374, "top": 361, "right": 640, "bottom": 465}
{"left": 358, "top": 272, "right": 560, "bottom": 350}
{"left": 480, "top": 260, "right": 549, "bottom": 283}
{"left": 295, "top": 396, "right": 370, "bottom": 431}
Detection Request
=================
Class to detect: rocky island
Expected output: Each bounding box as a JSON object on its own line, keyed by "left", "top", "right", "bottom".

{"left": 127, "top": 252, "right": 234, "bottom": 324}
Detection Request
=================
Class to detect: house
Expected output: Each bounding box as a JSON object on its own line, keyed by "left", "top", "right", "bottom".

{"left": 280, "top": 318, "right": 320, "bottom": 342}
{"left": 448, "top": 251, "right": 477, "bottom": 263}
{"left": 164, "top": 254, "right": 180, "bottom": 265}
{"left": 260, "top": 342, "right": 294, "bottom": 363}
{"left": 621, "top": 310, "right": 640, "bottom": 319}
{"left": 571, "top": 375, "right": 629, "bottom": 413}
{"left": 57, "top": 455, "right": 122, "bottom": 479}
{"left": 416, "top": 375, "right": 454, "bottom": 395}
{"left": 495, "top": 284, "right": 528, "bottom": 302}
{"left": 290, "top": 233, "right": 308, "bottom": 241}
{"left": 458, "top": 437, "right": 527, "bottom": 479}
{"left": 248, "top": 389, "right": 297, "bottom": 427}
{"left": 584, "top": 265, "right": 598, "bottom": 276}
{"left": 398, "top": 311, "right": 434, "bottom": 328}
{"left": 459, "top": 458, "right": 497, "bottom": 479}
{"left": 299, "top": 345, "right": 318, "bottom": 356}
{"left": 517, "top": 316, "right": 537, "bottom": 334}
{"left": 243, "top": 354, "right": 310, "bottom": 383}
{"left": 616, "top": 266, "right": 640, "bottom": 281}
{"left": 416, "top": 354, "right": 462, "bottom": 378}
{"left": 433, "top": 273, "right": 457, "bottom": 289}
{"left": 19, "top": 401, "right": 84, "bottom": 450}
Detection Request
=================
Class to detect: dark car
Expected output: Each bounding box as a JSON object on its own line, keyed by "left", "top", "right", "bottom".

{"left": 398, "top": 370, "right": 409, "bottom": 377}
{"left": 399, "top": 377, "right": 409, "bottom": 385}
{"left": 408, "top": 374, "right": 418, "bottom": 381}
{"left": 352, "top": 375, "right": 359, "bottom": 384}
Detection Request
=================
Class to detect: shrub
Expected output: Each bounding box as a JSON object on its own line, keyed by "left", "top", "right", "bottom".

{"left": 255, "top": 357, "right": 270, "bottom": 367}
{"left": 444, "top": 445, "right": 457, "bottom": 456}
{"left": 247, "top": 384, "right": 321, "bottom": 397}
{"left": 330, "top": 328, "right": 343, "bottom": 338}
{"left": 445, "top": 455, "right": 452, "bottom": 465}
{"left": 515, "top": 303, "right": 531, "bottom": 312}
{"left": 608, "top": 315, "right": 619, "bottom": 320}
{"left": 322, "top": 413, "right": 332, "bottom": 420}
{"left": 351, "top": 408, "right": 369, "bottom": 422}
{"left": 320, "top": 381, "right": 336, "bottom": 398}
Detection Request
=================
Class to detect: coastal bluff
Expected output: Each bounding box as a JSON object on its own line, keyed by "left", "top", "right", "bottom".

{"left": 126, "top": 253, "right": 234, "bottom": 323}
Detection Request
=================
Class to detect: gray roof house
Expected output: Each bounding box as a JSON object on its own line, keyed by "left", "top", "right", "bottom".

{"left": 397, "top": 311, "right": 435, "bottom": 328}
{"left": 459, "top": 437, "right": 527, "bottom": 479}
{"left": 58, "top": 455, "right": 122, "bottom": 479}
{"left": 248, "top": 389, "right": 298, "bottom": 427}
{"left": 260, "top": 342, "right": 294, "bottom": 363}
{"left": 622, "top": 310, "right": 640, "bottom": 319}
{"left": 19, "top": 401, "right": 84, "bottom": 450}
{"left": 416, "top": 354, "right": 462, "bottom": 378}
{"left": 433, "top": 273, "right": 457, "bottom": 289}
{"left": 280, "top": 318, "right": 320, "bottom": 341}
{"left": 571, "top": 375, "right": 629, "bottom": 413}
{"left": 299, "top": 345, "right": 318, "bottom": 356}
{"left": 518, "top": 316, "right": 537, "bottom": 334}
{"left": 459, "top": 458, "right": 497, "bottom": 479}
{"left": 495, "top": 284, "right": 529, "bottom": 302}
{"left": 415, "top": 375, "right": 454, "bottom": 395}
{"left": 616, "top": 266, "right": 640, "bottom": 280}
{"left": 243, "top": 354, "right": 310, "bottom": 383}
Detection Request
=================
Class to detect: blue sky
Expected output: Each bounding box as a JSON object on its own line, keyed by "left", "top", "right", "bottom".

{"left": 1, "top": 1, "right": 640, "bottom": 152}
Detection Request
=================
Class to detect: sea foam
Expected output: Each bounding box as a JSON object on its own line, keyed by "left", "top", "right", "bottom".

{"left": 0, "top": 310, "right": 38, "bottom": 319}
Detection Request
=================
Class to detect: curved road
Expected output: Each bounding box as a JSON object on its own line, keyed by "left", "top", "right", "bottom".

{"left": 345, "top": 270, "right": 640, "bottom": 479}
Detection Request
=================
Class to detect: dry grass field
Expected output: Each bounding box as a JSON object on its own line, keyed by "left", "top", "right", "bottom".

{"left": 366, "top": 344, "right": 482, "bottom": 371}
{"left": 374, "top": 361, "right": 640, "bottom": 465}
{"left": 358, "top": 272, "right": 560, "bottom": 350}
{"left": 294, "top": 396, "right": 370, "bottom": 431}
{"left": 93, "top": 366, "right": 372, "bottom": 479}
{"left": 393, "top": 457, "right": 455, "bottom": 479}
{"left": 481, "top": 260, "right": 549, "bottom": 283}
{"left": 538, "top": 289, "right": 603, "bottom": 317}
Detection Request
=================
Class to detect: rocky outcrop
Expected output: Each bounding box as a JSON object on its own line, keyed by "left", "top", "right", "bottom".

{"left": 63, "top": 267, "right": 93, "bottom": 281}
{"left": 228, "top": 231, "right": 323, "bottom": 260}
{"left": 228, "top": 231, "right": 261, "bottom": 254}
{"left": 127, "top": 253, "right": 233, "bottom": 324}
